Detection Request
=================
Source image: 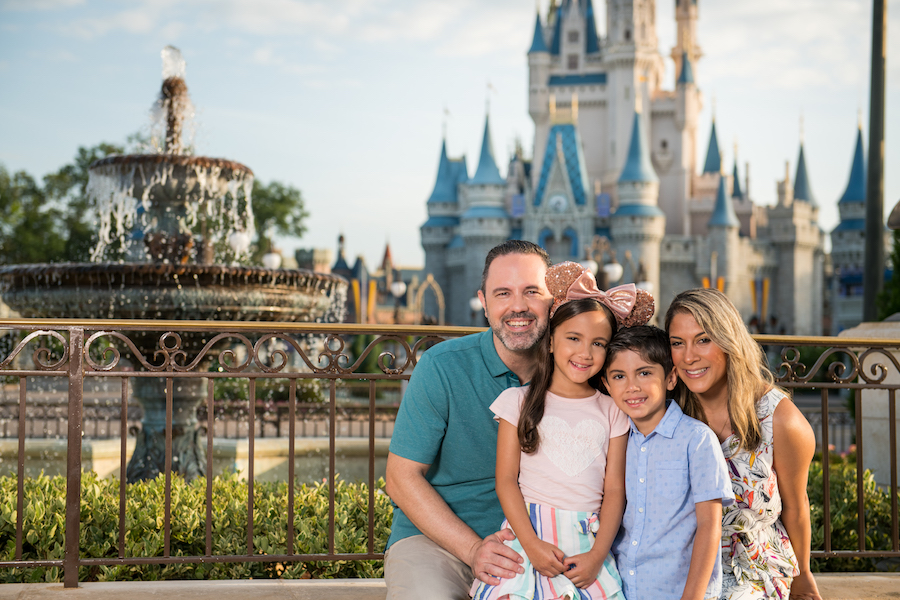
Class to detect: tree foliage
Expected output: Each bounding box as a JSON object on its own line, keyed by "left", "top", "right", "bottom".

{"left": 876, "top": 229, "right": 900, "bottom": 320}
{"left": 0, "top": 139, "right": 308, "bottom": 266}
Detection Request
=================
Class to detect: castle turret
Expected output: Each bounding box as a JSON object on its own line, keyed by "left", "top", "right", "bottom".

{"left": 670, "top": 50, "right": 700, "bottom": 235}
{"left": 792, "top": 143, "right": 816, "bottom": 206}
{"left": 612, "top": 108, "right": 665, "bottom": 299}
{"left": 459, "top": 114, "right": 509, "bottom": 324}
{"left": 707, "top": 171, "right": 740, "bottom": 297}
{"left": 702, "top": 119, "right": 721, "bottom": 174}
{"left": 672, "top": 0, "right": 702, "bottom": 76}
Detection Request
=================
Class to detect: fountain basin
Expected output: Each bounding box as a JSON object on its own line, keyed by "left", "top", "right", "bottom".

{"left": 0, "top": 263, "right": 346, "bottom": 323}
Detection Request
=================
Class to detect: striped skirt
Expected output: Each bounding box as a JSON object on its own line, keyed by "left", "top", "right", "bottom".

{"left": 470, "top": 503, "right": 624, "bottom": 600}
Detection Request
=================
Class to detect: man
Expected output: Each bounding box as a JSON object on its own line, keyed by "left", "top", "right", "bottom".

{"left": 384, "top": 240, "right": 553, "bottom": 599}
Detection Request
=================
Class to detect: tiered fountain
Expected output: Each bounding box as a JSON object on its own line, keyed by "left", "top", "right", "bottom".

{"left": 0, "top": 47, "right": 347, "bottom": 482}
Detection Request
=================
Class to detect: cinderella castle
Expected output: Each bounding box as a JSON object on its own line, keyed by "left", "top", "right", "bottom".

{"left": 420, "top": 0, "right": 882, "bottom": 333}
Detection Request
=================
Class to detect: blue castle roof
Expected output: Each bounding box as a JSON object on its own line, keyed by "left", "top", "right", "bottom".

{"left": 702, "top": 120, "right": 721, "bottom": 174}
{"left": 839, "top": 126, "right": 866, "bottom": 204}
{"left": 533, "top": 123, "right": 591, "bottom": 206}
{"left": 732, "top": 160, "right": 743, "bottom": 198}
{"left": 427, "top": 140, "right": 455, "bottom": 203}
{"left": 709, "top": 173, "right": 739, "bottom": 227}
{"left": 618, "top": 110, "right": 658, "bottom": 183}
{"left": 584, "top": 0, "right": 600, "bottom": 54}
{"left": 793, "top": 143, "right": 816, "bottom": 206}
{"left": 528, "top": 12, "right": 549, "bottom": 53}
{"left": 677, "top": 51, "right": 694, "bottom": 85}
{"left": 462, "top": 205, "right": 509, "bottom": 220}
{"left": 549, "top": 1, "right": 564, "bottom": 55}
{"left": 469, "top": 115, "right": 506, "bottom": 186}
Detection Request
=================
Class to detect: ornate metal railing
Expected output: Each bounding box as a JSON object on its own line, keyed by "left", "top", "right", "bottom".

{"left": 0, "top": 320, "right": 897, "bottom": 586}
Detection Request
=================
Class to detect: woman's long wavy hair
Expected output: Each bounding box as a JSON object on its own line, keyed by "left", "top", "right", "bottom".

{"left": 518, "top": 298, "right": 617, "bottom": 454}
{"left": 664, "top": 288, "right": 775, "bottom": 452}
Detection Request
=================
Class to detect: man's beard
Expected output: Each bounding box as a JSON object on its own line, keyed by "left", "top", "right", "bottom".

{"left": 490, "top": 310, "right": 547, "bottom": 353}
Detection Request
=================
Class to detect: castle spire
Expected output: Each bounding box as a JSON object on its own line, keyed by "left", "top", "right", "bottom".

{"left": 618, "top": 108, "right": 658, "bottom": 184}
{"left": 528, "top": 11, "right": 549, "bottom": 53}
{"left": 584, "top": 0, "right": 600, "bottom": 54}
{"left": 702, "top": 118, "right": 721, "bottom": 174}
{"left": 709, "top": 171, "right": 739, "bottom": 228}
{"left": 793, "top": 142, "right": 816, "bottom": 206}
{"left": 427, "top": 138, "right": 457, "bottom": 203}
{"left": 839, "top": 123, "right": 866, "bottom": 204}
{"left": 677, "top": 51, "right": 695, "bottom": 85}
{"left": 469, "top": 114, "right": 505, "bottom": 185}
{"left": 732, "top": 140, "right": 743, "bottom": 199}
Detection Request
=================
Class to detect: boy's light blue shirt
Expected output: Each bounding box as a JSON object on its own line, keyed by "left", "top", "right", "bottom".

{"left": 613, "top": 400, "right": 734, "bottom": 600}
{"left": 387, "top": 329, "right": 523, "bottom": 549}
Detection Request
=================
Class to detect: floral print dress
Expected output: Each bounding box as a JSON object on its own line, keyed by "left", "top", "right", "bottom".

{"left": 719, "top": 389, "right": 800, "bottom": 600}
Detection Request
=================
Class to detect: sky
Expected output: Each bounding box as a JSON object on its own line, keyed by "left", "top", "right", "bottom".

{"left": 1, "top": 0, "right": 899, "bottom": 270}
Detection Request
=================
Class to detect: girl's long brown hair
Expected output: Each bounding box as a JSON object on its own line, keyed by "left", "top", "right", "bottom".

{"left": 664, "top": 288, "right": 773, "bottom": 453}
{"left": 518, "top": 298, "right": 617, "bottom": 453}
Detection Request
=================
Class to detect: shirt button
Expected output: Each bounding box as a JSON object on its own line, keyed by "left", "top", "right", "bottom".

{"left": 641, "top": 447, "right": 646, "bottom": 452}
{"left": 629, "top": 570, "right": 635, "bottom": 575}
{"left": 639, "top": 478, "right": 645, "bottom": 483}
{"left": 638, "top": 507, "right": 644, "bottom": 513}
{"left": 632, "top": 540, "right": 638, "bottom": 546}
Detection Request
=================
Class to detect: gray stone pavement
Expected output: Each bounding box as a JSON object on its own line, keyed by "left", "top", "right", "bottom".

{"left": 1, "top": 574, "right": 899, "bottom": 600}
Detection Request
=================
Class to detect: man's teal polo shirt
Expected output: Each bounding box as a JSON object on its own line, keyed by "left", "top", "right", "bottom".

{"left": 387, "top": 329, "right": 523, "bottom": 549}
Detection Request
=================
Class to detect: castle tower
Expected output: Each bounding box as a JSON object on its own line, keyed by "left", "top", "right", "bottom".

{"left": 707, "top": 171, "right": 740, "bottom": 299}
{"left": 671, "top": 0, "right": 702, "bottom": 76}
{"left": 612, "top": 107, "right": 665, "bottom": 298}
{"left": 421, "top": 138, "right": 467, "bottom": 322}
{"left": 459, "top": 114, "right": 510, "bottom": 324}
{"left": 605, "top": 0, "right": 665, "bottom": 194}
{"left": 768, "top": 140, "right": 824, "bottom": 335}
{"left": 668, "top": 50, "right": 700, "bottom": 235}
{"left": 528, "top": 10, "right": 552, "bottom": 185}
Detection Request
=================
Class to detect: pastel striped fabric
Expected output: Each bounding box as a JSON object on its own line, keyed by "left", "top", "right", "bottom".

{"left": 470, "top": 503, "right": 624, "bottom": 600}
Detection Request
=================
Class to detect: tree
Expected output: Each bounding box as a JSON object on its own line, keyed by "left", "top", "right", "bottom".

{"left": 0, "top": 165, "right": 67, "bottom": 264}
{"left": 43, "top": 142, "right": 125, "bottom": 262}
{"left": 250, "top": 179, "right": 309, "bottom": 264}
{"left": 876, "top": 229, "right": 900, "bottom": 320}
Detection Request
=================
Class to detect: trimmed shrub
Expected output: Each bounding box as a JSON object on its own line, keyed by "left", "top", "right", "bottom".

{"left": 0, "top": 471, "right": 391, "bottom": 582}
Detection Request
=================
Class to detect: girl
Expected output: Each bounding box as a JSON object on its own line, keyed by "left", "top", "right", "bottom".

{"left": 471, "top": 261, "right": 654, "bottom": 600}
{"left": 665, "top": 289, "right": 821, "bottom": 600}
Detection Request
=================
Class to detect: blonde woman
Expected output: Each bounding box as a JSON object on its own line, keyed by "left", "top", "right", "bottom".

{"left": 665, "top": 289, "right": 821, "bottom": 600}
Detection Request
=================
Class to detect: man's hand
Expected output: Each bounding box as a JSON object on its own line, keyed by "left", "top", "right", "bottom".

{"left": 563, "top": 551, "right": 603, "bottom": 588}
{"left": 470, "top": 528, "right": 526, "bottom": 585}
{"left": 519, "top": 538, "right": 566, "bottom": 579}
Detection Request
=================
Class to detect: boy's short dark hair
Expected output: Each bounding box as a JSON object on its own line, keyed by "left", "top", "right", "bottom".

{"left": 604, "top": 325, "right": 674, "bottom": 375}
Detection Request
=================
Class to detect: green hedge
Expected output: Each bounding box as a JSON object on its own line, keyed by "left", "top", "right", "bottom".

{"left": 0, "top": 471, "right": 392, "bottom": 582}
{"left": 808, "top": 454, "right": 895, "bottom": 572}
{"left": 1, "top": 455, "right": 895, "bottom": 582}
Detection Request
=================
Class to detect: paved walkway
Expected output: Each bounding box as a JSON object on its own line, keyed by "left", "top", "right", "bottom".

{"left": 1, "top": 574, "right": 899, "bottom": 600}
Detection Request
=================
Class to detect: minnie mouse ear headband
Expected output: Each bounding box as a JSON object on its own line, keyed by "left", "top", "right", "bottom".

{"left": 546, "top": 261, "right": 655, "bottom": 327}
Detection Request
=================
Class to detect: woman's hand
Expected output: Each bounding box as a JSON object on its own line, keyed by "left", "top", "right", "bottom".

{"left": 563, "top": 551, "right": 603, "bottom": 588}
{"left": 788, "top": 570, "right": 822, "bottom": 600}
{"left": 522, "top": 539, "right": 566, "bottom": 578}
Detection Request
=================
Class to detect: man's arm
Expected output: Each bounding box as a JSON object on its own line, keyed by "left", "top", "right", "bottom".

{"left": 385, "top": 452, "right": 524, "bottom": 584}
{"left": 681, "top": 499, "right": 722, "bottom": 600}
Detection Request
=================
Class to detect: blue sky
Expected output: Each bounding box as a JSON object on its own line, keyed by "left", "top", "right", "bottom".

{"left": 1, "top": 0, "right": 898, "bottom": 269}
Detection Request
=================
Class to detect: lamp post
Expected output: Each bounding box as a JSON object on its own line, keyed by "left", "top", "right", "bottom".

{"left": 469, "top": 296, "right": 484, "bottom": 326}
{"left": 581, "top": 236, "right": 623, "bottom": 289}
{"left": 390, "top": 279, "right": 407, "bottom": 324}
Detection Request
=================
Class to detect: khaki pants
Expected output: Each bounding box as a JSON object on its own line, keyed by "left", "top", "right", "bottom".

{"left": 384, "top": 535, "right": 474, "bottom": 600}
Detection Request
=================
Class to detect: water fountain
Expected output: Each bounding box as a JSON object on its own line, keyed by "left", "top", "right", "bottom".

{"left": 0, "top": 47, "right": 347, "bottom": 482}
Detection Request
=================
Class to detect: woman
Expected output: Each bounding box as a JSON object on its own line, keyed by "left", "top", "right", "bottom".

{"left": 664, "top": 288, "right": 821, "bottom": 600}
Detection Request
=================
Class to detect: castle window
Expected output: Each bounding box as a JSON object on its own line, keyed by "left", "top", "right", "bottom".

{"left": 661, "top": 140, "right": 668, "bottom": 150}
{"left": 567, "top": 54, "right": 578, "bottom": 70}
{"left": 624, "top": 30, "right": 631, "bottom": 41}
{"left": 568, "top": 30, "right": 579, "bottom": 43}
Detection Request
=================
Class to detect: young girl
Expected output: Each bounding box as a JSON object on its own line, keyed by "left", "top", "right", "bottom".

{"left": 471, "top": 261, "right": 654, "bottom": 600}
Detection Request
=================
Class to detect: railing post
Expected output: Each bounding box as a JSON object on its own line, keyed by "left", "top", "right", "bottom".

{"left": 64, "top": 328, "right": 84, "bottom": 588}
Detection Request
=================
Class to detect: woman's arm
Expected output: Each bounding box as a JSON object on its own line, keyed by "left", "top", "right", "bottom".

{"left": 680, "top": 499, "right": 722, "bottom": 600}
{"left": 496, "top": 418, "right": 566, "bottom": 577}
{"left": 564, "top": 433, "right": 627, "bottom": 588}
{"left": 772, "top": 398, "right": 822, "bottom": 600}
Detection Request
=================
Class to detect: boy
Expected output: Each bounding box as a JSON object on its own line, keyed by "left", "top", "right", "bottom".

{"left": 601, "top": 326, "right": 733, "bottom": 600}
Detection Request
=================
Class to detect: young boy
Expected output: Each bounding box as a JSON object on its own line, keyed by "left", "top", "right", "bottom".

{"left": 601, "top": 325, "right": 733, "bottom": 600}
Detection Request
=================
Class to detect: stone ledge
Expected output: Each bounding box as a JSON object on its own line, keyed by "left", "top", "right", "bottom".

{"left": 1, "top": 574, "right": 898, "bottom": 600}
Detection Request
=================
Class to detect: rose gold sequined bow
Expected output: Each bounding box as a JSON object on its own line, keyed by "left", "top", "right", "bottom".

{"left": 547, "top": 261, "right": 655, "bottom": 327}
